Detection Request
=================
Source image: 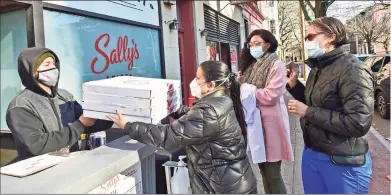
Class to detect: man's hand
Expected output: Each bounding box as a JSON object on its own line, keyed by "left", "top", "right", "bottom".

{"left": 287, "top": 68, "right": 299, "bottom": 88}
{"left": 237, "top": 71, "right": 245, "bottom": 84}
{"left": 288, "top": 100, "right": 308, "bottom": 117}
{"left": 106, "top": 110, "right": 128, "bottom": 129}
{"left": 79, "top": 115, "right": 96, "bottom": 127}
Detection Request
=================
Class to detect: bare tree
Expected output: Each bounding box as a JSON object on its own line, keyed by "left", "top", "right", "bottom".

{"left": 346, "top": 4, "right": 390, "bottom": 53}
{"left": 278, "top": 1, "right": 301, "bottom": 58}
{"left": 298, "top": 0, "right": 335, "bottom": 21}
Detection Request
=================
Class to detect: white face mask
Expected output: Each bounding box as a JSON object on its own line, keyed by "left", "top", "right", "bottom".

{"left": 189, "top": 77, "right": 229, "bottom": 99}
{"left": 189, "top": 79, "right": 203, "bottom": 99}
{"left": 304, "top": 40, "right": 325, "bottom": 58}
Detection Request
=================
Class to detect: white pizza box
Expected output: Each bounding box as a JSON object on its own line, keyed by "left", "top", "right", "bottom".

{"left": 121, "top": 76, "right": 181, "bottom": 91}
{"left": 82, "top": 101, "right": 180, "bottom": 118}
{"left": 83, "top": 110, "right": 166, "bottom": 124}
{"left": 82, "top": 76, "right": 181, "bottom": 99}
{"left": 83, "top": 92, "right": 182, "bottom": 107}
{"left": 123, "top": 76, "right": 183, "bottom": 103}
{"left": 82, "top": 92, "right": 181, "bottom": 109}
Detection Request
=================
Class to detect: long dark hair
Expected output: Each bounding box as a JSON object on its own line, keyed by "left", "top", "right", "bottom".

{"left": 239, "top": 29, "right": 278, "bottom": 73}
{"left": 200, "top": 61, "right": 247, "bottom": 136}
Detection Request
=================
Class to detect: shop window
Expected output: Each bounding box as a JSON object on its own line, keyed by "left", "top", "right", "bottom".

{"left": 43, "top": 10, "right": 162, "bottom": 102}
{"left": 206, "top": 41, "right": 220, "bottom": 61}
{"left": 0, "top": 9, "right": 27, "bottom": 130}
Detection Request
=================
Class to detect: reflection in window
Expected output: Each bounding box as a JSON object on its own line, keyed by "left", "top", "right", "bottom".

{"left": 0, "top": 9, "right": 27, "bottom": 130}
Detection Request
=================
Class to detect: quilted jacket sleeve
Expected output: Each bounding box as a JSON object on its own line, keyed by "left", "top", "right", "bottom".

{"left": 305, "top": 64, "right": 374, "bottom": 138}
{"left": 124, "top": 103, "right": 219, "bottom": 149}
{"left": 286, "top": 80, "right": 306, "bottom": 103}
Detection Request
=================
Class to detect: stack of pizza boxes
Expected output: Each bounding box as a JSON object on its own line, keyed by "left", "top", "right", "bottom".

{"left": 82, "top": 76, "right": 181, "bottom": 124}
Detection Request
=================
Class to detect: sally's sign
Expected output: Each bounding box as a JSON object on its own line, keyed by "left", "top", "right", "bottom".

{"left": 91, "top": 33, "right": 140, "bottom": 74}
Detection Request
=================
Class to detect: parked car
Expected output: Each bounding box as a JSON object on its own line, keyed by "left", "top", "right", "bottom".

{"left": 363, "top": 55, "right": 390, "bottom": 119}
{"left": 354, "top": 54, "right": 372, "bottom": 62}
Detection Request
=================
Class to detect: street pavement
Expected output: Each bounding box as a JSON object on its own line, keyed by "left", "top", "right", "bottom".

{"left": 366, "top": 128, "right": 391, "bottom": 194}
{"left": 372, "top": 110, "right": 390, "bottom": 141}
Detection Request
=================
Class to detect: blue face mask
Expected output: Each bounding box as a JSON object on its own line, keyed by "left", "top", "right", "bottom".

{"left": 304, "top": 41, "right": 325, "bottom": 58}
{"left": 250, "top": 46, "right": 265, "bottom": 59}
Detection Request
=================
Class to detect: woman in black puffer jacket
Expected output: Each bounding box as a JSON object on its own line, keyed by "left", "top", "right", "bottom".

{"left": 108, "top": 60, "right": 257, "bottom": 194}
{"left": 286, "top": 17, "right": 374, "bottom": 194}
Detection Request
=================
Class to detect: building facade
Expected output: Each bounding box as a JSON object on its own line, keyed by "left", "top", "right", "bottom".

{"left": 193, "top": 0, "right": 264, "bottom": 73}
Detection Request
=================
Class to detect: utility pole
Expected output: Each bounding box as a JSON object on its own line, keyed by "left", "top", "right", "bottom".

{"left": 299, "top": 4, "right": 307, "bottom": 81}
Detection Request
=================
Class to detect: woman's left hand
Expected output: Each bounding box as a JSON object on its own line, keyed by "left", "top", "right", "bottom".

{"left": 288, "top": 100, "right": 308, "bottom": 117}
{"left": 106, "top": 110, "right": 128, "bottom": 129}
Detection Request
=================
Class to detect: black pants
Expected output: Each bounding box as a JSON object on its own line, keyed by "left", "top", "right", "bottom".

{"left": 258, "top": 161, "right": 287, "bottom": 194}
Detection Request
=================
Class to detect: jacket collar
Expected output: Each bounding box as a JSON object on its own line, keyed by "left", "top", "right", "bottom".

{"left": 194, "top": 90, "right": 226, "bottom": 105}
{"left": 306, "top": 44, "right": 351, "bottom": 69}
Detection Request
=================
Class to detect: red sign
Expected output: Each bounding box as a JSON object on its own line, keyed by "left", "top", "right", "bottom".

{"left": 210, "top": 47, "right": 217, "bottom": 60}
{"left": 231, "top": 51, "right": 237, "bottom": 64}
{"left": 91, "top": 33, "right": 140, "bottom": 74}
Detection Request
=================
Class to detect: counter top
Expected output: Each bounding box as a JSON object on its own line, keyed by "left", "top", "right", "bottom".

{"left": 0, "top": 136, "right": 155, "bottom": 194}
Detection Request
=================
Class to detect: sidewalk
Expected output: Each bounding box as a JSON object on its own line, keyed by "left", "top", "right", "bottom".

{"left": 252, "top": 93, "right": 390, "bottom": 194}
{"left": 366, "top": 128, "right": 390, "bottom": 194}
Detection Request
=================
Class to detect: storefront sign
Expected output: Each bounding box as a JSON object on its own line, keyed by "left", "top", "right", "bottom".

{"left": 88, "top": 162, "right": 143, "bottom": 194}
{"left": 44, "top": 10, "right": 162, "bottom": 102}
{"left": 91, "top": 33, "right": 140, "bottom": 74}
{"left": 43, "top": 0, "right": 159, "bottom": 26}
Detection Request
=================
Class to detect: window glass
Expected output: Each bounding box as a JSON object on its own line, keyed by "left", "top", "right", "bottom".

{"left": 43, "top": 10, "right": 162, "bottom": 102}
{"left": 371, "top": 57, "right": 385, "bottom": 72}
{"left": 1, "top": 10, "right": 27, "bottom": 130}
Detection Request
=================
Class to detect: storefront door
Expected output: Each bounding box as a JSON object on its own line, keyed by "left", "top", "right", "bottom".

{"left": 221, "top": 43, "right": 231, "bottom": 70}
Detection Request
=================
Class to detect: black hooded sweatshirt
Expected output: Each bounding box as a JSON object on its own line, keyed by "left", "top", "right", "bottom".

{"left": 6, "top": 47, "right": 112, "bottom": 161}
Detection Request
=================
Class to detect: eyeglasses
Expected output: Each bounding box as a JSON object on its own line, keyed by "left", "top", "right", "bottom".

{"left": 247, "top": 41, "right": 266, "bottom": 49}
{"left": 305, "top": 32, "right": 326, "bottom": 41}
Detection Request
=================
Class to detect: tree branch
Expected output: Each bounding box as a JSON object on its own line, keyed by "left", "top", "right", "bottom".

{"left": 304, "top": 0, "right": 315, "bottom": 12}
{"left": 299, "top": 0, "right": 312, "bottom": 21}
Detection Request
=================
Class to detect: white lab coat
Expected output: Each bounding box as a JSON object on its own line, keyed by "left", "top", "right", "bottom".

{"left": 240, "top": 83, "right": 266, "bottom": 164}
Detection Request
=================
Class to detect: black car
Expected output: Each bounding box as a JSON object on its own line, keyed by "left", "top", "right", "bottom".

{"left": 363, "top": 55, "right": 390, "bottom": 119}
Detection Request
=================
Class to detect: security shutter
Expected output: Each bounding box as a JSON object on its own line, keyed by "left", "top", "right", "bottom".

{"left": 204, "top": 5, "right": 219, "bottom": 42}
{"left": 204, "top": 4, "right": 240, "bottom": 45}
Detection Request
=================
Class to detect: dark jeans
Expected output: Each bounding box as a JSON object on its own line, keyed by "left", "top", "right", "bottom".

{"left": 258, "top": 161, "right": 287, "bottom": 194}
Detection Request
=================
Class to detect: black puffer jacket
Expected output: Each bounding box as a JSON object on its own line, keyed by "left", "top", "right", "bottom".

{"left": 287, "top": 45, "right": 374, "bottom": 156}
{"left": 124, "top": 90, "right": 257, "bottom": 194}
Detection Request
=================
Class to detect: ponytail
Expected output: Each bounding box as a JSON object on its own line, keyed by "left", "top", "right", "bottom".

{"left": 228, "top": 73, "right": 247, "bottom": 136}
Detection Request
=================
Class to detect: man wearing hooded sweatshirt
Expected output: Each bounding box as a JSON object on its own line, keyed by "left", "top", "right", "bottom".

{"left": 6, "top": 47, "right": 113, "bottom": 161}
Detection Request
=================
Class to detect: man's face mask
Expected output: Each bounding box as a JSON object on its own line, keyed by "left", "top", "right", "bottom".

{"left": 37, "top": 68, "right": 59, "bottom": 87}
